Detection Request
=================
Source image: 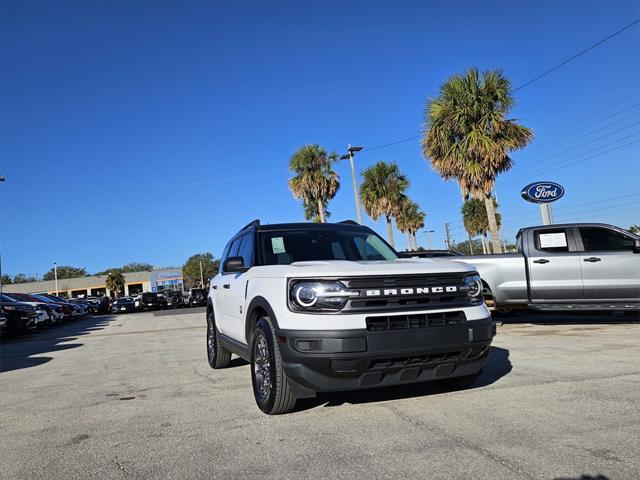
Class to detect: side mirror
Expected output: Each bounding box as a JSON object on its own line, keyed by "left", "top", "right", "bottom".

{"left": 633, "top": 239, "right": 640, "bottom": 253}
{"left": 223, "top": 256, "right": 246, "bottom": 273}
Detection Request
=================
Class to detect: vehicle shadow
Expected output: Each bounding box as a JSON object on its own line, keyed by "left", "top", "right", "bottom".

{"left": 0, "top": 315, "right": 116, "bottom": 373}
{"left": 296, "top": 346, "right": 512, "bottom": 412}
{"left": 496, "top": 309, "right": 639, "bottom": 325}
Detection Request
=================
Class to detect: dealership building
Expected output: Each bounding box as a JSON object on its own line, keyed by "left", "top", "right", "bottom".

{"left": 2, "top": 268, "right": 184, "bottom": 298}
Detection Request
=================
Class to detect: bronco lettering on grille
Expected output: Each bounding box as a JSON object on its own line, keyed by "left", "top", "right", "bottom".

{"left": 364, "top": 286, "right": 457, "bottom": 296}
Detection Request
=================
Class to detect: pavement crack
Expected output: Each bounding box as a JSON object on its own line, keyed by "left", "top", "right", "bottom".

{"left": 383, "top": 403, "right": 539, "bottom": 480}
{"left": 113, "top": 455, "right": 130, "bottom": 478}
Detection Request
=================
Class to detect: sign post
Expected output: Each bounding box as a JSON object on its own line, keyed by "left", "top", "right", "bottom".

{"left": 521, "top": 181, "right": 565, "bottom": 225}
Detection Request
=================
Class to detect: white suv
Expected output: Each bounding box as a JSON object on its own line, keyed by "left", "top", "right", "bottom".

{"left": 207, "top": 220, "right": 495, "bottom": 414}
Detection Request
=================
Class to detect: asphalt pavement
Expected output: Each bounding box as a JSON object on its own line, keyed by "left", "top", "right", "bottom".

{"left": 1, "top": 309, "right": 638, "bottom": 479}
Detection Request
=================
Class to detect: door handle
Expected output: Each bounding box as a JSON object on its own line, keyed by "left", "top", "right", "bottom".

{"left": 533, "top": 259, "right": 550, "bottom": 264}
{"left": 583, "top": 257, "right": 601, "bottom": 262}
{"left": 212, "top": 285, "right": 217, "bottom": 290}
{"left": 223, "top": 284, "right": 231, "bottom": 289}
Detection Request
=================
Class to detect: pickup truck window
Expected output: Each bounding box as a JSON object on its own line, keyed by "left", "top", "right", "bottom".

{"left": 535, "top": 229, "right": 569, "bottom": 252}
{"left": 579, "top": 227, "right": 635, "bottom": 251}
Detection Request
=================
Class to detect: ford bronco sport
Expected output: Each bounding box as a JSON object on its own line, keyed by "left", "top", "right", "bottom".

{"left": 207, "top": 220, "right": 495, "bottom": 414}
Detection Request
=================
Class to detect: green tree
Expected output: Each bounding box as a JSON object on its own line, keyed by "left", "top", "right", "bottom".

{"left": 453, "top": 238, "right": 483, "bottom": 255}
{"left": 422, "top": 68, "right": 533, "bottom": 254}
{"left": 121, "top": 262, "right": 153, "bottom": 273}
{"left": 303, "top": 198, "right": 332, "bottom": 223}
{"left": 105, "top": 270, "right": 125, "bottom": 297}
{"left": 288, "top": 144, "right": 340, "bottom": 223}
{"left": 461, "top": 197, "right": 501, "bottom": 253}
{"left": 360, "top": 161, "right": 409, "bottom": 248}
{"left": 396, "top": 199, "right": 425, "bottom": 251}
{"left": 1, "top": 274, "right": 12, "bottom": 285}
{"left": 183, "top": 253, "right": 219, "bottom": 289}
{"left": 12, "top": 273, "right": 38, "bottom": 284}
{"left": 628, "top": 225, "right": 640, "bottom": 234}
{"left": 43, "top": 265, "right": 87, "bottom": 281}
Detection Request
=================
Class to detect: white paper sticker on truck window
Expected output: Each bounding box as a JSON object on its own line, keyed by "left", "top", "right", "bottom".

{"left": 539, "top": 232, "right": 567, "bottom": 248}
{"left": 271, "top": 237, "right": 286, "bottom": 254}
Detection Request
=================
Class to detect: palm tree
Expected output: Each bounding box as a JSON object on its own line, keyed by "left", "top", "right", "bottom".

{"left": 422, "top": 68, "right": 533, "bottom": 253}
{"left": 462, "top": 197, "right": 501, "bottom": 254}
{"left": 397, "top": 199, "right": 426, "bottom": 250}
{"left": 395, "top": 199, "right": 414, "bottom": 251}
{"left": 360, "top": 161, "right": 409, "bottom": 248}
{"left": 288, "top": 144, "right": 339, "bottom": 223}
{"left": 105, "top": 270, "right": 125, "bottom": 298}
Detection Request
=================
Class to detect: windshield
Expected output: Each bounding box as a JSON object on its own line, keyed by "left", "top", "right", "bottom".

{"left": 0, "top": 293, "right": 18, "bottom": 302}
{"left": 259, "top": 229, "right": 398, "bottom": 265}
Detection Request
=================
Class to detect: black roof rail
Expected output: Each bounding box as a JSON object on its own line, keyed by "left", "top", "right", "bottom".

{"left": 338, "top": 220, "right": 359, "bottom": 225}
{"left": 239, "top": 219, "right": 260, "bottom": 232}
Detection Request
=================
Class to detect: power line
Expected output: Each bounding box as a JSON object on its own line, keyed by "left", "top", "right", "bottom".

{"left": 359, "top": 20, "right": 640, "bottom": 154}
{"left": 513, "top": 19, "right": 640, "bottom": 91}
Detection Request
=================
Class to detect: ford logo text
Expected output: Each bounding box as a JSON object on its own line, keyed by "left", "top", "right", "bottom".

{"left": 521, "top": 181, "right": 565, "bottom": 204}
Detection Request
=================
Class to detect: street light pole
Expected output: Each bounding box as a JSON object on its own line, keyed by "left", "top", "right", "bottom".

{"left": 339, "top": 145, "right": 364, "bottom": 224}
{"left": 199, "top": 259, "right": 204, "bottom": 288}
{"left": 423, "top": 230, "right": 435, "bottom": 250}
{"left": 0, "top": 175, "right": 5, "bottom": 293}
{"left": 54, "top": 262, "right": 58, "bottom": 295}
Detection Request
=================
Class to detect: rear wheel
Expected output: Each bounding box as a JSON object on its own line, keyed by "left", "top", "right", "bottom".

{"left": 251, "top": 316, "right": 297, "bottom": 415}
{"left": 206, "top": 309, "right": 231, "bottom": 369}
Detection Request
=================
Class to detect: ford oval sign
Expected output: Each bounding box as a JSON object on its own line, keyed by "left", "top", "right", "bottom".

{"left": 521, "top": 181, "right": 565, "bottom": 203}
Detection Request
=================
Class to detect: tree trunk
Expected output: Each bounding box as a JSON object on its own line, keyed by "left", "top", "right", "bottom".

{"left": 484, "top": 194, "right": 502, "bottom": 254}
{"left": 386, "top": 216, "right": 395, "bottom": 248}
{"left": 481, "top": 234, "right": 487, "bottom": 254}
{"left": 468, "top": 233, "right": 474, "bottom": 255}
{"left": 405, "top": 232, "right": 411, "bottom": 251}
{"left": 412, "top": 232, "right": 418, "bottom": 251}
{"left": 316, "top": 197, "right": 325, "bottom": 223}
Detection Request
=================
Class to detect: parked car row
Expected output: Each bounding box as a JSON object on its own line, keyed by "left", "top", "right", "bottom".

{"left": 111, "top": 289, "right": 209, "bottom": 314}
{"left": 0, "top": 292, "right": 95, "bottom": 338}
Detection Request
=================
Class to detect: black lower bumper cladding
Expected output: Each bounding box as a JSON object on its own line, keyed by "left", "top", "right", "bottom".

{"left": 276, "top": 317, "right": 495, "bottom": 397}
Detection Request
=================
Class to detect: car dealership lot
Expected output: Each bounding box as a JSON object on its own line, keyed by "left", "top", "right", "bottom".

{"left": 1, "top": 310, "right": 638, "bottom": 480}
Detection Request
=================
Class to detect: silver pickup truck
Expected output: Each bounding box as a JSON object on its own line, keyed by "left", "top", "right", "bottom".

{"left": 456, "top": 223, "right": 640, "bottom": 312}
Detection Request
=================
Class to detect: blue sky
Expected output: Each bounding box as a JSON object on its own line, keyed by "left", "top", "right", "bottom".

{"left": 1, "top": 0, "right": 639, "bottom": 276}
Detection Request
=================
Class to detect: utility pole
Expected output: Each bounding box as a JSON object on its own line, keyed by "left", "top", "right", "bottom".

{"left": 339, "top": 145, "right": 364, "bottom": 224}
{"left": 199, "top": 258, "right": 204, "bottom": 288}
{"left": 54, "top": 262, "right": 58, "bottom": 295}
{"left": 444, "top": 223, "right": 453, "bottom": 250}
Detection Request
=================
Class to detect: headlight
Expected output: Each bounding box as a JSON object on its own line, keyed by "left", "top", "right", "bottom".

{"left": 463, "top": 274, "right": 483, "bottom": 299}
{"left": 290, "top": 281, "right": 359, "bottom": 311}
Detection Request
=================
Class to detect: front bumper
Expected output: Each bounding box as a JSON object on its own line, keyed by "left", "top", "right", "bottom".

{"left": 277, "top": 317, "right": 495, "bottom": 396}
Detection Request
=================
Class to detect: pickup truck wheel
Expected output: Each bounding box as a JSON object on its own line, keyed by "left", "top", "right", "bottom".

{"left": 206, "top": 310, "right": 231, "bottom": 369}
{"left": 437, "top": 369, "right": 483, "bottom": 391}
{"left": 251, "top": 316, "right": 297, "bottom": 415}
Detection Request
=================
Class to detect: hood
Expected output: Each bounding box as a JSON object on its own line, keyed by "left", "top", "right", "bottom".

{"left": 254, "top": 258, "right": 475, "bottom": 278}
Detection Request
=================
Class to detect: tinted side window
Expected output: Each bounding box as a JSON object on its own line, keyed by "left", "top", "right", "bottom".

{"left": 580, "top": 228, "right": 635, "bottom": 251}
{"left": 229, "top": 237, "right": 242, "bottom": 257}
{"left": 219, "top": 241, "right": 232, "bottom": 274}
{"left": 237, "top": 233, "right": 254, "bottom": 267}
{"left": 535, "top": 229, "right": 569, "bottom": 253}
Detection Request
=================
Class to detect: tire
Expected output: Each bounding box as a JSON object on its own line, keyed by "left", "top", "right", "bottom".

{"left": 437, "top": 369, "right": 483, "bottom": 391}
{"left": 251, "top": 316, "right": 297, "bottom": 415}
{"left": 206, "top": 309, "right": 231, "bottom": 369}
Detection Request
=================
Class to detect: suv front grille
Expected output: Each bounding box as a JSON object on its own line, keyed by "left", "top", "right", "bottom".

{"left": 366, "top": 311, "right": 466, "bottom": 331}
{"left": 341, "top": 274, "right": 469, "bottom": 313}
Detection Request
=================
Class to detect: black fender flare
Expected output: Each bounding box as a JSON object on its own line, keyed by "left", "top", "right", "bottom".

{"left": 245, "top": 296, "right": 280, "bottom": 345}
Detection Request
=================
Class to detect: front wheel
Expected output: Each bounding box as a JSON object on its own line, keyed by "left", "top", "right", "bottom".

{"left": 251, "top": 317, "right": 297, "bottom": 415}
{"left": 207, "top": 310, "right": 231, "bottom": 369}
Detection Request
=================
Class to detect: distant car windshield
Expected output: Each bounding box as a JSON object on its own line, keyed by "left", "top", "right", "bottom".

{"left": 0, "top": 293, "right": 18, "bottom": 302}
{"left": 259, "top": 229, "right": 398, "bottom": 265}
